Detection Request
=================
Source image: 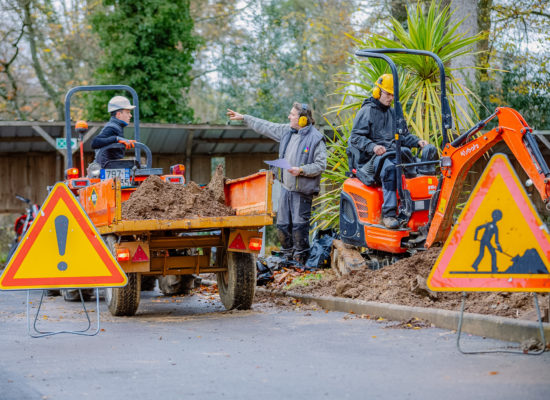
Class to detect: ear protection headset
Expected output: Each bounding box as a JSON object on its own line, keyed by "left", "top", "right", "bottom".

{"left": 298, "top": 103, "right": 308, "bottom": 127}
{"left": 372, "top": 77, "right": 383, "bottom": 99}
{"left": 373, "top": 74, "right": 394, "bottom": 99}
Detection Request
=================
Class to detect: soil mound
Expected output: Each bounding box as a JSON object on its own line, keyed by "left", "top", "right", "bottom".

{"left": 121, "top": 165, "right": 235, "bottom": 220}
{"left": 280, "top": 247, "right": 549, "bottom": 319}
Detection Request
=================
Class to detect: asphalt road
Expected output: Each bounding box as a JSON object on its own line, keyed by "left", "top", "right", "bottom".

{"left": 1, "top": 287, "right": 549, "bottom": 400}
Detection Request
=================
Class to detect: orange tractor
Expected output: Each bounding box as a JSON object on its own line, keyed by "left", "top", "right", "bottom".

{"left": 340, "top": 49, "right": 550, "bottom": 264}
{"left": 62, "top": 85, "right": 274, "bottom": 316}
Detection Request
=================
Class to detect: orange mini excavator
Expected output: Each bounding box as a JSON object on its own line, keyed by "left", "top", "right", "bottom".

{"left": 340, "top": 49, "right": 550, "bottom": 264}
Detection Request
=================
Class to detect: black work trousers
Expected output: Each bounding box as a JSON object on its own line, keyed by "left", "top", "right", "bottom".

{"left": 276, "top": 187, "right": 312, "bottom": 263}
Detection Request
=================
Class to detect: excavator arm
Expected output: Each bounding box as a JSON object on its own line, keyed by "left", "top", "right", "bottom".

{"left": 426, "top": 107, "right": 550, "bottom": 247}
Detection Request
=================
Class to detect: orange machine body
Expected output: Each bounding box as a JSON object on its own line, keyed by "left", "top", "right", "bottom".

{"left": 340, "top": 108, "right": 550, "bottom": 255}
{"left": 340, "top": 174, "right": 438, "bottom": 253}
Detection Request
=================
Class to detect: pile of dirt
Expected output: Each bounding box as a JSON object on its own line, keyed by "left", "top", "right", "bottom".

{"left": 275, "top": 247, "right": 549, "bottom": 320}
{"left": 121, "top": 165, "right": 235, "bottom": 220}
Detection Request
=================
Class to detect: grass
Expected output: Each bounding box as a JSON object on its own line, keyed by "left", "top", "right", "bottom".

{"left": 284, "top": 272, "right": 324, "bottom": 290}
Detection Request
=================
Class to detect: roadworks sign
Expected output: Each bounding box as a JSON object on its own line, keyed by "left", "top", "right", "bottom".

{"left": 0, "top": 183, "right": 127, "bottom": 290}
{"left": 427, "top": 154, "right": 550, "bottom": 292}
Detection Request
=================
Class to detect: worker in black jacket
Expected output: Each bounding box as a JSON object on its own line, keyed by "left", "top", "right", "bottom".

{"left": 349, "top": 74, "right": 435, "bottom": 229}
{"left": 91, "top": 96, "right": 137, "bottom": 167}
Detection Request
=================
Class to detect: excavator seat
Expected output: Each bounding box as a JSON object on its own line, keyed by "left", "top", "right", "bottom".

{"left": 346, "top": 146, "right": 422, "bottom": 187}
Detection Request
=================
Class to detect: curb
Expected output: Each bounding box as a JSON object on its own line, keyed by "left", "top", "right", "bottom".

{"left": 256, "top": 287, "right": 550, "bottom": 345}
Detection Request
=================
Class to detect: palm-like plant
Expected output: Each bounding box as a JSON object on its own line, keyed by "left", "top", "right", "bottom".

{"left": 312, "top": 1, "right": 484, "bottom": 231}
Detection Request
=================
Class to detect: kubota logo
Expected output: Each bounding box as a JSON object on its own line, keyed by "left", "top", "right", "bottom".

{"left": 460, "top": 143, "right": 479, "bottom": 157}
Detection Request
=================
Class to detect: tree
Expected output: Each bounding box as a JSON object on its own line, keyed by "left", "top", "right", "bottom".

{"left": 88, "top": 0, "right": 198, "bottom": 123}
{"left": 0, "top": 5, "right": 27, "bottom": 120}
{"left": 0, "top": 0, "right": 99, "bottom": 121}
{"left": 187, "top": 0, "right": 365, "bottom": 124}
{"left": 477, "top": 0, "right": 549, "bottom": 124}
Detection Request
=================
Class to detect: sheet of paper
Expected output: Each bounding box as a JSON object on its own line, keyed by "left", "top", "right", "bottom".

{"left": 264, "top": 159, "right": 292, "bottom": 170}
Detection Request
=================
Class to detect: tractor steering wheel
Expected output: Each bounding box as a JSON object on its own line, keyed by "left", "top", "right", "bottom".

{"left": 95, "top": 142, "right": 153, "bottom": 169}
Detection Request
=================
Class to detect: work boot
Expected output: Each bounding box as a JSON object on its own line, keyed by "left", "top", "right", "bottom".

{"left": 276, "top": 225, "right": 294, "bottom": 261}
{"left": 382, "top": 216, "right": 399, "bottom": 229}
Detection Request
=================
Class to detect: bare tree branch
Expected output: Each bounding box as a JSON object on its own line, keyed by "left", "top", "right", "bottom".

{"left": 19, "top": 0, "right": 64, "bottom": 120}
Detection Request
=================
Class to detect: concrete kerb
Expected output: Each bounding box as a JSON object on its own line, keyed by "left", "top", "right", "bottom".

{"left": 256, "top": 287, "right": 550, "bottom": 346}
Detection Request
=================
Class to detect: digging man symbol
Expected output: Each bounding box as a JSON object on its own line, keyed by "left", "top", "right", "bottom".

{"left": 471, "top": 209, "right": 503, "bottom": 273}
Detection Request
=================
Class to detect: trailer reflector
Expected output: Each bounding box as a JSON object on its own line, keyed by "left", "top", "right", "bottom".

{"left": 116, "top": 248, "right": 130, "bottom": 262}
{"left": 132, "top": 245, "right": 149, "bottom": 262}
{"left": 248, "top": 237, "right": 262, "bottom": 251}
{"left": 228, "top": 234, "right": 246, "bottom": 250}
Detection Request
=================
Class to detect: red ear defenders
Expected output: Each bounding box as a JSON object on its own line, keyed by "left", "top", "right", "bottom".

{"left": 298, "top": 103, "right": 308, "bottom": 127}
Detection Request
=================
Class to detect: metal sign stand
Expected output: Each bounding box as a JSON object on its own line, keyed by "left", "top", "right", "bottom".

{"left": 26, "top": 288, "right": 101, "bottom": 338}
{"left": 456, "top": 292, "right": 546, "bottom": 355}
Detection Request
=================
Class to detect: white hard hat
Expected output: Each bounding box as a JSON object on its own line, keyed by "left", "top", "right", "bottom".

{"left": 108, "top": 96, "right": 136, "bottom": 113}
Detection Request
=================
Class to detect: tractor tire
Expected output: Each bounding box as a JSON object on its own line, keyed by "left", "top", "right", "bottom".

{"left": 104, "top": 235, "right": 140, "bottom": 316}
{"left": 141, "top": 275, "right": 157, "bottom": 291}
{"left": 158, "top": 275, "right": 195, "bottom": 296}
{"left": 217, "top": 251, "right": 256, "bottom": 310}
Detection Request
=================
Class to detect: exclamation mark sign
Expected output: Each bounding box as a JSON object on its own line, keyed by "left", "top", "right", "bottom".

{"left": 55, "top": 215, "right": 69, "bottom": 271}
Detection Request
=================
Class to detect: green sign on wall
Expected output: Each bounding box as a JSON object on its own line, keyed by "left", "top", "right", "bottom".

{"left": 56, "top": 138, "right": 78, "bottom": 150}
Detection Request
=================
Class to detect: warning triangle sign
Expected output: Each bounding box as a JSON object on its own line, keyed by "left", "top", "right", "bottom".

{"left": 0, "top": 183, "right": 127, "bottom": 290}
{"left": 229, "top": 233, "right": 246, "bottom": 250}
{"left": 427, "top": 154, "right": 550, "bottom": 292}
{"left": 132, "top": 245, "right": 149, "bottom": 262}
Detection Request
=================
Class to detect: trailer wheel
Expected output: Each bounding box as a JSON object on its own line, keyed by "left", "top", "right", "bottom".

{"left": 158, "top": 275, "right": 195, "bottom": 296}
{"left": 104, "top": 235, "right": 141, "bottom": 316}
{"left": 217, "top": 251, "right": 256, "bottom": 310}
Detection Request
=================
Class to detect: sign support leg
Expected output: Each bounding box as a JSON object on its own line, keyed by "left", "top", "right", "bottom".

{"left": 26, "top": 289, "right": 101, "bottom": 338}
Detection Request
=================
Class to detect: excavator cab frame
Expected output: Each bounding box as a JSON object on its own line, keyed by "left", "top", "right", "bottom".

{"left": 353, "top": 48, "right": 454, "bottom": 225}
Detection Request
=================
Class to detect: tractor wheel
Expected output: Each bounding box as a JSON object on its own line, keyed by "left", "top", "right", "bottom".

{"left": 104, "top": 235, "right": 140, "bottom": 316}
{"left": 158, "top": 275, "right": 195, "bottom": 296}
{"left": 216, "top": 251, "right": 256, "bottom": 310}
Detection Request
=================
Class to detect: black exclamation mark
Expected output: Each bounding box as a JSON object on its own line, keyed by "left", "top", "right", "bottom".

{"left": 55, "top": 215, "right": 69, "bottom": 271}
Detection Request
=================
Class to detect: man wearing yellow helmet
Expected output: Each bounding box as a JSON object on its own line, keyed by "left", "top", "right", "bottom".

{"left": 348, "top": 74, "right": 434, "bottom": 229}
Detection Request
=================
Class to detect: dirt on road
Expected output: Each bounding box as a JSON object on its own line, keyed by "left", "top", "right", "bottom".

{"left": 266, "top": 247, "right": 549, "bottom": 320}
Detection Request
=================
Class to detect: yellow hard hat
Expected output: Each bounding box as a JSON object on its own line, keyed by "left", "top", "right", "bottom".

{"left": 373, "top": 74, "right": 394, "bottom": 99}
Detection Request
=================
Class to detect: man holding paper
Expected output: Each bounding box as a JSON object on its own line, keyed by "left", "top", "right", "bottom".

{"left": 227, "top": 103, "right": 327, "bottom": 265}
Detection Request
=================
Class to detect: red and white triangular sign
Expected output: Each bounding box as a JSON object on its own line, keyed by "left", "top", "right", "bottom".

{"left": 132, "top": 245, "right": 149, "bottom": 262}
{"left": 0, "top": 183, "right": 127, "bottom": 290}
{"left": 229, "top": 233, "right": 246, "bottom": 250}
{"left": 428, "top": 154, "right": 550, "bottom": 292}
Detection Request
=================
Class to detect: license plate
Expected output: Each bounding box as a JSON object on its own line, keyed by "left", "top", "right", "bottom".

{"left": 100, "top": 168, "right": 132, "bottom": 186}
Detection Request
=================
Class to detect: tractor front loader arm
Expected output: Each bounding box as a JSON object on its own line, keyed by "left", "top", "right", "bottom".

{"left": 426, "top": 107, "right": 550, "bottom": 247}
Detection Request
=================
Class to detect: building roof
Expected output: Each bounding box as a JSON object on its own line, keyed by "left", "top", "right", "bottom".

{"left": 0, "top": 121, "right": 333, "bottom": 155}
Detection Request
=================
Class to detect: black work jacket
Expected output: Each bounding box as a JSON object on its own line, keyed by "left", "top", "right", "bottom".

{"left": 349, "top": 97, "right": 420, "bottom": 169}
{"left": 91, "top": 117, "right": 128, "bottom": 167}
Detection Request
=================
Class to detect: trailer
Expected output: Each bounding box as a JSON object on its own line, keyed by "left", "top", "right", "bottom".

{"left": 77, "top": 170, "right": 273, "bottom": 316}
